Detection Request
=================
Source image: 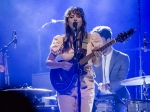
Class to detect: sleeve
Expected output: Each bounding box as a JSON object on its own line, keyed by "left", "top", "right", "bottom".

{"left": 50, "top": 35, "right": 64, "bottom": 55}
{"left": 109, "top": 54, "right": 130, "bottom": 92}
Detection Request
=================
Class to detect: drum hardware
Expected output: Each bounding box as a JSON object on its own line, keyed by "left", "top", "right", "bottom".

{"left": 95, "top": 97, "right": 115, "bottom": 112}
{"left": 37, "top": 95, "right": 59, "bottom": 112}
{"left": 143, "top": 32, "right": 150, "bottom": 53}
{"left": 121, "top": 75, "right": 150, "bottom": 112}
{"left": 120, "top": 75, "right": 150, "bottom": 86}
{"left": 2, "top": 83, "right": 53, "bottom": 95}
{"left": 2, "top": 83, "right": 54, "bottom": 108}
{"left": 121, "top": 75, "right": 150, "bottom": 100}
{"left": 35, "top": 105, "right": 60, "bottom": 112}
{"left": 41, "top": 95, "right": 58, "bottom": 106}
{"left": 0, "top": 31, "right": 17, "bottom": 86}
{"left": 126, "top": 99, "right": 150, "bottom": 112}
{"left": 142, "top": 77, "right": 149, "bottom": 101}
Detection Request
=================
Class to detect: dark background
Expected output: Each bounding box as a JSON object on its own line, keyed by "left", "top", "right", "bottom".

{"left": 0, "top": 0, "right": 150, "bottom": 100}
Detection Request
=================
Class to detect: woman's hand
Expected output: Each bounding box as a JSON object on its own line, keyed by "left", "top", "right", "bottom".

{"left": 61, "top": 61, "right": 73, "bottom": 71}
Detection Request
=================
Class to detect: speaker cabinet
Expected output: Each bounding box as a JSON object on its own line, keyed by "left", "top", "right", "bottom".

{"left": 32, "top": 72, "right": 55, "bottom": 93}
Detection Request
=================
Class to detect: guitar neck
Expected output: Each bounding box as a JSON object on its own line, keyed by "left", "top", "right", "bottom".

{"left": 79, "top": 39, "right": 116, "bottom": 65}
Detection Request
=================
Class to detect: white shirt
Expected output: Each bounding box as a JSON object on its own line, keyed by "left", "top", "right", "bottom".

{"left": 101, "top": 49, "right": 113, "bottom": 94}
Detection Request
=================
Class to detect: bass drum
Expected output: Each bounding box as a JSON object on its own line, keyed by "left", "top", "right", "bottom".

{"left": 127, "top": 99, "right": 150, "bottom": 112}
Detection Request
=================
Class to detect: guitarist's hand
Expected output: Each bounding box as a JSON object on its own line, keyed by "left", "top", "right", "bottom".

{"left": 61, "top": 61, "right": 73, "bottom": 71}
{"left": 98, "top": 83, "right": 109, "bottom": 93}
{"left": 98, "top": 83, "right": 112, "bottom": 92}
{"left": 94, "top": 50, "right": 102, "bottom": 57}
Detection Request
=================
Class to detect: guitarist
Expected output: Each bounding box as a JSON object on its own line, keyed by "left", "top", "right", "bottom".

{"left": 46, "top": 7, "right": 103, "bottom": 112}
{"left": 92, "top": 26, "right": 130, "bottom": 112}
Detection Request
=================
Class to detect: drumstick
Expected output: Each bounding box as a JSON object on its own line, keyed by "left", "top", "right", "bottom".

{"left": 94, "top": 80, "right": 99, "bottom": 86}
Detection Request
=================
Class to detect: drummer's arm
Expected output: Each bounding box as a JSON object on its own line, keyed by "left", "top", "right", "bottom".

{"left": 108, "top": 55, "right": 130, "bottom": 92}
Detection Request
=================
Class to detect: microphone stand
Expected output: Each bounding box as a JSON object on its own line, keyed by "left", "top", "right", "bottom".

{"left": 37, "top": 29, "right": 43, "bottom": 72}
{"left": 0, "top": 37, "right": 16, "bottom": 87}
{"left": 73, "top": 29, "right": 81, "bottom": 112}
{"left": 37, "top": 21, "right": 53, "bottom": 72}
{"left": 37, "top": 20, "right": 64, "bottom": 72}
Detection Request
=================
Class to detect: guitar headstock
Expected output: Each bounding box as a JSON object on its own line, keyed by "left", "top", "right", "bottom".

{"left": 115, "top": 28, "right": 136, "bottom": 43}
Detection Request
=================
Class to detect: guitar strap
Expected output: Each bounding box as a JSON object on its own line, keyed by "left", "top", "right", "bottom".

{"left": 82, "top": 35, "right": 88, "bottom": 50}
{"left": 73, "top": 33, "right": 89, "bottom": 60}
{"left": 81, "top": 33, "right": 89, "bottom": 57}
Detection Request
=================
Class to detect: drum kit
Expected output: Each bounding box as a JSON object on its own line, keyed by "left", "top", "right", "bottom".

{"left": 1, "top": 83, "right": 60, "bottom": 112}
{"left": 95, "top": 75, "right": 150, "bottom": 112}
{"left": 1, "top": 76, "right": 149, "bottom": 112}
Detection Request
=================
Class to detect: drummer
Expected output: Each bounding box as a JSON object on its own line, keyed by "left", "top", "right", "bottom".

{"left": 92, "top": 26, "right": 130, "bottom": 112}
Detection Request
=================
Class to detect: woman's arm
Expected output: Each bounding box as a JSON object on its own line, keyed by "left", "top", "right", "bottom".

{"left": 46, "top": 52, "right": 73, "bottom": 71}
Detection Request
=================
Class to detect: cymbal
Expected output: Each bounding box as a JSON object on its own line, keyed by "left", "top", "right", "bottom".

{"left": 3, "top": 87, "right": 53, "bottom": 95}
{"left": 121, "top": 75, "right": 150, "bottom": 86}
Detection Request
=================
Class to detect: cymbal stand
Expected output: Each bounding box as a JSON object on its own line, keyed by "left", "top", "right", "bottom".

{"left": 38, "top": 20, "right": 63, "bottom": 72}
{"left": 37, "top": 21, "right": 54, "bottom": 72}
{"left": 21, "top": 83, "right": 44, "bottom": 107}
{"left": 137, "top": 0, "right": 147, "bottom": 100}
{"left": 142, "top": 77, "right": 149, "bottom": 100}
{"left": 138, "top": 0, "right": 150, "bottom": 100}
{"left": 143, "top": 32, "right": 150, "bottom": 52}
{"left": 136, "top": 0, "right": 142, "bottom": 100}
{"left": 141, "top": 75, "right": 150, "bottom": 112}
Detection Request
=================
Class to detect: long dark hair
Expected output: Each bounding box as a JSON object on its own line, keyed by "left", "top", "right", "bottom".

{"left": 63, "top": 7, "right": 87, "bottom": 52}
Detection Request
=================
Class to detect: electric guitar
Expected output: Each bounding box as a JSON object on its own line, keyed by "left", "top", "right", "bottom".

{"left": 50, "top": 28, "right": 136, "bottom": 92}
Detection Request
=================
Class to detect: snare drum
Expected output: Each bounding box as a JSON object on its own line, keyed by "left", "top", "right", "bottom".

{"left": 127, "top": 99, "right": 150, "bottom": 112}
{"left": 42, "top": 95, "right": 58, "bottom": 105}
{"left": 95, "top": 99, "right": 115, "bottom": 112}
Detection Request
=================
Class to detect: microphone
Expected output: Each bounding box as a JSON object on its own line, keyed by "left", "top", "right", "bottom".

{"left": 73, "top": 22, "right": 77, "bottom": 32}
{"left": 143, "top": 32, "right": 147, "bottom": 52}
{"left": 14, "top": 30, "right": 17, "bottom": 49}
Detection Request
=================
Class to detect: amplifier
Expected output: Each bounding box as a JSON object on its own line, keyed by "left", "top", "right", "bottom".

{"left": 32, "top": 72, "right": 55, "bottom": 92}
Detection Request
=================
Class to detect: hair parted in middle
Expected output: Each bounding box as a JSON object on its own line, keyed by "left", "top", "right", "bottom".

{"left": 63, "top": 6, "right": 87, "bottom": 51}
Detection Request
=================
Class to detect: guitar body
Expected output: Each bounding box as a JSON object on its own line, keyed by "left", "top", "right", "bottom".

{"left": 50, "top": 60, "right": 87, "bottom": 93}
{"left": 50, "top": 65, "right": 77, "bottom": 92}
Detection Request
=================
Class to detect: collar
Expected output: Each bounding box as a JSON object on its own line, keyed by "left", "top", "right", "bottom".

{"left": 102, "top": 49, "right": 113, "bottom": 59}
